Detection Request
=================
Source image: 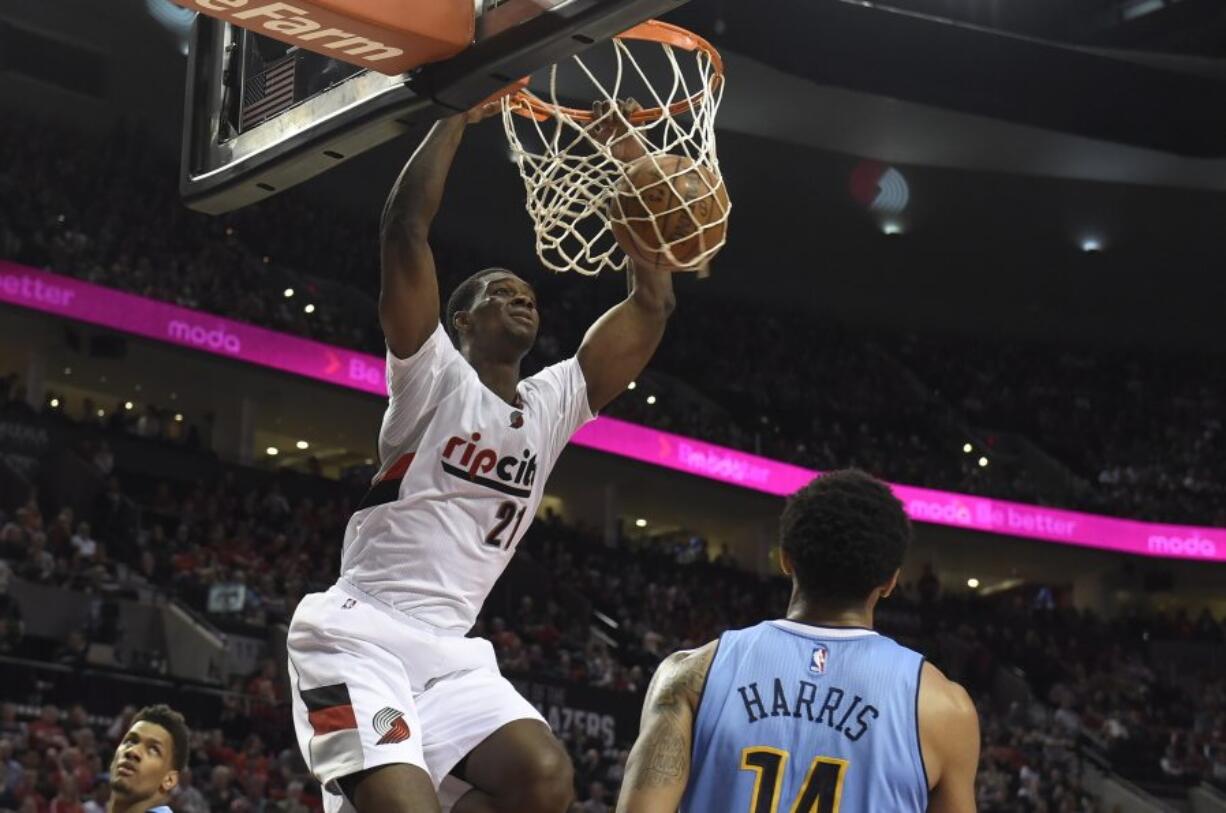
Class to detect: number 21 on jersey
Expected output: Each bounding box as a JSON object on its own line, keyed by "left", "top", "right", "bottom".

{"left": 740, "top": 747, "right": 848, "bottom": 813}
{"left": 484, "top": 500, "right": 526, "bottom": 550}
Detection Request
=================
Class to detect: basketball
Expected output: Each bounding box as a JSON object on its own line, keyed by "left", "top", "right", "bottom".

{"left": 610, "top": 154, "right": 730, "bottom": 272}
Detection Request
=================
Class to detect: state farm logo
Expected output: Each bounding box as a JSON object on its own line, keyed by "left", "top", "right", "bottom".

{"left": 441, "top": 433, "right": 537, "bottom": 498}
{"left": 167, "top": 319, "right": 242, "bottom": 354}
{"left": 180, "top": 1, "right": 405, "bottom": 67}
{"left": 1147, "top": 533, "right": 1217, "bottom": 559}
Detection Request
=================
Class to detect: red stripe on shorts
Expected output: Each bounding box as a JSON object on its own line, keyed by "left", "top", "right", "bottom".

{"left": 308, "top": 704, "right": 357, "bottom": 735}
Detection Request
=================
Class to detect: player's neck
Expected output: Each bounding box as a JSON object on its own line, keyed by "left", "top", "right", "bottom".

{"left": 785, "top": 593, "right": 875, "bottom": 630}
{"left": 108, "top": 794, "right": 164, "bottom": 813}
{"left": 466, "top": 354, "right": 523, "bottom": 406}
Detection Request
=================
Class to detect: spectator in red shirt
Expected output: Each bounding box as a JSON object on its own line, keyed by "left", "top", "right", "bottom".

{"left": 203, "top": 729, "right": 237, "bottom": 768}
{"left": 58, "top": 748, "right": 94, "bottom": 795}
{"left": 244, "top": 660, "right": 280, "bottom": 709}
{"left": 232, "top": 735, "right": 269, "bottom": 781}
{"left": 48, "top": 775, "right": 83, "bottom": 813}
{"left": 28, "top": 707, "right": 66, "bottom": 751}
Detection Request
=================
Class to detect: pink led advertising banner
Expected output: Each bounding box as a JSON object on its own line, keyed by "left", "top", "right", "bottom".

{"left": 2, "top": 261, "right": 1222, "bottom": 562}
{"left": 0, "top": 262, "right": 388, "bottom": 396}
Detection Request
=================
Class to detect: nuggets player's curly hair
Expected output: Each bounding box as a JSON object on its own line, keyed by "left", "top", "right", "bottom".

{"left": 780, "top": 469, "right": 912, "bottom": 603}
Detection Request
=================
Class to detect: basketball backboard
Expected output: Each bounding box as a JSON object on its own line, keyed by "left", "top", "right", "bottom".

{"left": 180, "top": 0, "right": 691, "bottom": 214}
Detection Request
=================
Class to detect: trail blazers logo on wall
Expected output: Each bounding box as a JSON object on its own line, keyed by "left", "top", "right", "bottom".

{"left": 374, "top": 707, "right": 410, "bottom": 745}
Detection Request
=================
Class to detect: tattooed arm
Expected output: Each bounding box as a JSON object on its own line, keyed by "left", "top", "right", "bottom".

{"left": 616, "top": 641, "right": 718, "bottom": 813}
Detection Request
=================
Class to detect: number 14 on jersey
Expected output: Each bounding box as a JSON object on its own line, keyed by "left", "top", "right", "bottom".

{"left": 740, "top": 747, "right": 848, "bottom": 813}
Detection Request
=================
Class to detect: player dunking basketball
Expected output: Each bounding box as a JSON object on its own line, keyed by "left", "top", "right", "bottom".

{"left": 616, "top": 470, "right": 980, "bottom": 813}
{"left": 286, "top": 102, "right": 675, "bottom": 813}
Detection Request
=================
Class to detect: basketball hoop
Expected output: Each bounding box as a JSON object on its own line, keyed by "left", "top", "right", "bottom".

{"left": 501, "top": 20, "right": 729, "bottom": 276}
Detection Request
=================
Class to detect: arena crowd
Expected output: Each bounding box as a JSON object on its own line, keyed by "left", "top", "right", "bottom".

{"left": 2, "top": 117, "right": 1224, "bottom": 527}
{"left": 1, "top": 380, "right": 1224, "bottom": 811}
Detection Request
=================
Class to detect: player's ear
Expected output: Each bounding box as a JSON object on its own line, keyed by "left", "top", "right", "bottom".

{"left": 453, "top": 309, "right": 472, "bottom": 338}
{"left": 777, "top": 547, "right": 794, "bottom": 577}
{"left": 880, "top": 569, "right": 901, "bottom": 598}
{"left": 161, "top": 769, "right": 180, "bottom": 794}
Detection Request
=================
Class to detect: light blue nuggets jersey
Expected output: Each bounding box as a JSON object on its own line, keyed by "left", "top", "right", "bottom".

{"left": 682, "top": 620, "right": 928, "bottom": 813}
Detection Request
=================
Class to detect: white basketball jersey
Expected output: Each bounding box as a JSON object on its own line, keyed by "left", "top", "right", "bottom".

{"left": 337, "top": 323, "right": 594, "bottom": 633}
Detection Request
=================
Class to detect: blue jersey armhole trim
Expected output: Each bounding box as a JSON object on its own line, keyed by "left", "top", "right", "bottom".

{"left": 692, "top": 636, "right": 721, "bottom": 730}
{"left": 689, "top": 635, "right": 723, "bottom": 764}
{"left": 914, "top": 657, "right": 930, "bottom": 806}
{"left": 681, "top": 635, "right": 723, "bottom": 813}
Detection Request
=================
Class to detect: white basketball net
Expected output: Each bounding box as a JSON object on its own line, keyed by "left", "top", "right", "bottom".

{"left": 501, "top": 24, "right": 727, "bottom": 276}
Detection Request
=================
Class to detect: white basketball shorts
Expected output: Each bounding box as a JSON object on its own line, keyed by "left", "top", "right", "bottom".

{"left": 286, "top": 581, "right": 545, "bottom": 810}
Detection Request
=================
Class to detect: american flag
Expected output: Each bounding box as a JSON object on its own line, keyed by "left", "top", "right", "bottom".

{"left": 241, "top": 56, "right": 297, "bottom": 130}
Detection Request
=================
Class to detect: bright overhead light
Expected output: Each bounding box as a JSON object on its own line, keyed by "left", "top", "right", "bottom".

{"left": 284, "top": 288, "right": 294, "bottom": 298}
{"left": 962, "top": 443, "right": 973, "bottom": 454}
{"left": 97, "top": 409, "right": 105, "bottom": 418}
{"left": 304, "top": 303, "right": 316, "bottom": 314}
{"left": 266, "top": 447, "right": 279, "bottom": 456}
{"left": 627, "top": 381, "right": 637, "bottom": 390}
{"left": 174, "top": 413, "right": 183, "bottom": 422}
{"left": 646, "top": 395, "right": 657, "bottom": 405}
{"left": 124, "top": 401, "right": 134, "bottom": 411}
{"left": 1080, "top": 237, "right": 1102, "bottom": 253}
{"left": 882, "top": 221, "right": 903, "bottom": 236}
{"left": 978, "top": 456, "right": 989, "bottom": 467}
{"left": 1122, "top": 0, "right": 1164, "bottom": 21}
{"left": 296, "top": 440, "right": 309, "bottom": 450}
{"left": 49, "top": 398, "right": 60, "bottom": 408}
{"left": 635, "top": 518, "right": 647, "bottom": 528}
{"left": 967, "top": 577, "right": 980, "bottom": 589}
{"left": 144, "top": 0, "right": 195, "bottom": 34}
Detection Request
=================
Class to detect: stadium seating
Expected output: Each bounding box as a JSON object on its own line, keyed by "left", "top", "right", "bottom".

{"left": 1, "top": 384, "right": 1223, "bottom": 810}
{"left": 2, "top": 117, "right": 1223, "bottom": 526}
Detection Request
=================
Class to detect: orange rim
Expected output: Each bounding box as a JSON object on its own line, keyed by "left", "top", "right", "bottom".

{"left": 505, "top": 19, "right": 724, "bottom": 124}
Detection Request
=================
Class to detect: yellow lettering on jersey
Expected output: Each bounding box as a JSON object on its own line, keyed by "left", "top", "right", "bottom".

{"left": 739, "top": 747, "right": 848, "bottom": 813}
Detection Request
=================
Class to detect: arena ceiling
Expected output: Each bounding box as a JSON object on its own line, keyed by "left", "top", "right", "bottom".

{"left": 2, "top": 0, "right": 1225, "bottom": 350}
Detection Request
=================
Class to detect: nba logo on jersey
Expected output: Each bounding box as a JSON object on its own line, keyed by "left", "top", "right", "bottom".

{"left": 809, "top": 644, "right": 829, "bottom": 674}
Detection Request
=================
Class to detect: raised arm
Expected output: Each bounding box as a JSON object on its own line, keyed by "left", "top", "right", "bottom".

{"left": 919, "top": 661, "right": 980, "bottom": 813}
{"left": 577, "top": 99, "right": 680, "bottom": 411}
{"left": 616, "top": 642, "right": 716, "bottom": 813}
{"left": 577, "top": 262, "right": 675, "bottom": 412}
{"left": 378, "top": 114, "right": 468, "bottom": 359}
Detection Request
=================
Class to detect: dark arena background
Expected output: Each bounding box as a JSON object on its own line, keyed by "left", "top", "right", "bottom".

{"left": 2, "top": 0, "right": 1226, "bottom": 811}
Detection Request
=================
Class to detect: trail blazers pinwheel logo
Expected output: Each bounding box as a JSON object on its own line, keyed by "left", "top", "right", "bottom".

{"left": 373, "top": 707, "right": 410, "bottom": 745}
